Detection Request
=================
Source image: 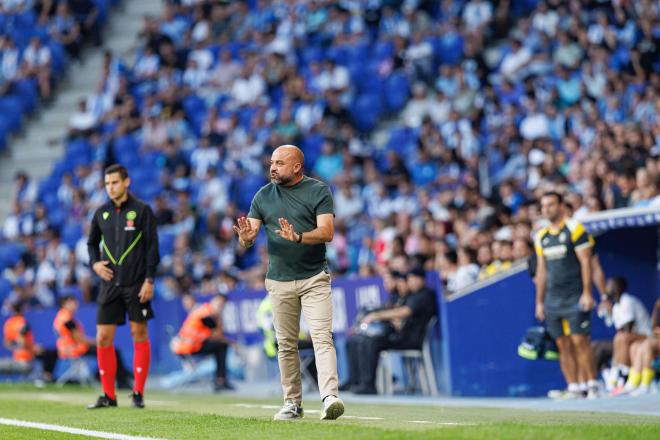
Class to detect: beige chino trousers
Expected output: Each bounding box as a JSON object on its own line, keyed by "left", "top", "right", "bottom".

{"left": 264, "top": 270, "right": 338, "bottom": 404}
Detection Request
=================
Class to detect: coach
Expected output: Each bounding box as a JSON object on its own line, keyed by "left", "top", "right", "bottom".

{"left": 233, "top": 145, "right": 344, "bottom": 421}
{"left": 87, "top": 164, "right": 160, "bottom": 410}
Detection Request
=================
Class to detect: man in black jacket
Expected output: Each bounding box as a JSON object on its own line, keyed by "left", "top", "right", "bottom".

{"left": 343, "top": 265, "right": 437, "bottom": 395}
{"left": 86, "top": 164, "right": 159, "bottom": 409}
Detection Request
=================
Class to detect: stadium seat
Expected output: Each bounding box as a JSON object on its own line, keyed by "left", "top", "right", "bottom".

{"left": 385, "top": 126, "right": 418, "bottom": 157}
{"left": 350, "top": 94, "right": 381, "bottom": 133}
{"left": 12, "top": 79, "right": 39, "bottom": 115}
{"left": 0, "top": 276, "right": 11, "bottom": 301}
{"left": 158, "top": 231, "right": 176, "bottom": 257}
{"left": 376, "top": 317, "right": 438, "bottom": 396}
{"left": 55, "top": 357, "right": 95, "bottom": 387}
{"left": 0, "top": 243, "right": 23, "bottom": 270}
{"left": 61, "top": 223, "right": 83, "bottom": 249}
{"left": 301, "top": 133, "right": 325, "bottom": 169}
{"left": 0, "top": 96, "right": 24, "bottom": 134}
{"left": 372, "top": 40, "right": 394, "bottom": 61}
{"left": 384, "top": 72, "right": 410, "bottom": 112}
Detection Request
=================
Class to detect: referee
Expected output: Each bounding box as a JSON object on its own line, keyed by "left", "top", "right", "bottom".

{"left": 535, "top": 191, "right": 598, "bottom": 399}
{"left": 234, "top": 145, "right": 344, "bottom": 421}
{"left": 87, "top": 164, "right": 160, "bottom": 409}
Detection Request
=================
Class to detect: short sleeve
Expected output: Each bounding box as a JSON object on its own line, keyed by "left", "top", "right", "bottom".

{"left": 247, "top": 192, "right": 262, "bottom": 220}
{"left": 570, "top": 222, "right": 594, "bottom": 250}
{"left": 613, "top": 297, "right": 635, "bottom": 329}
{"left": 315, "top": 185, "right": 334, "bottom": 216}
{"left": 533, "top": 231, "right": 544, "bottom": 257}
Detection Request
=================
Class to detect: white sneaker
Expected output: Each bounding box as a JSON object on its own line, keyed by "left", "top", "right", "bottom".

{"left": 273, "top": 400, "right": 304, "bottom": 421}
{"left": 629, "top": 385, "right": 650, "bottom": 397}
{"left": 587, "top": 386, "right": 600, "bottom": 400}
{"left": 548, "top": 389, "right": 583, "bottom": 400}
{"left": 320, "top": 395, "right": 344, "bottom": 420}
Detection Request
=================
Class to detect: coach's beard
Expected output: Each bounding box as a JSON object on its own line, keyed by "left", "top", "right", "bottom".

{"left": 271, "top": 173, "right": 291, "bottom": 185}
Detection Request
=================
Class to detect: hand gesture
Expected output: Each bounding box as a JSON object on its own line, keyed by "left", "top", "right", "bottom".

{"left": 93, "top": 261, "right": 113, "bottom": 281}
{"left": 138, "top": 280, "right": 154, "bottom": 304}
{"left": 275, "top": 217, "right": 299, "bottom": 242}
{"left": 233, "top": 216, "right": 257, "bottom": 244}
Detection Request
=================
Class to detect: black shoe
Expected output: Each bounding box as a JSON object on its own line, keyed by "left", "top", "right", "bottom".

{"left": 131, "top": 391, "right": 145, "bottom": 409}
{"left": 339, "top": 382, "right": 355, "bottom": 392}
{"left": 87, "top": 394, "right": 117, "bottom": 409}
{"left": 352, "top": 385, "right": 378, "bottom": 395}
{"left": 214, "top": 380, "right": 236, "bottom": 392}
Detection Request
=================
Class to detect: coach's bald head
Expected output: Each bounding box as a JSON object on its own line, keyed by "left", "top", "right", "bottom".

{"left": 270, "top": 145, "right": 305, "bottom": 186}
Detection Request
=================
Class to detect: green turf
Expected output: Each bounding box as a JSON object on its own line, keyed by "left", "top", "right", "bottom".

{"left": 1, "top": 384, "right": 660, "bottom": 439}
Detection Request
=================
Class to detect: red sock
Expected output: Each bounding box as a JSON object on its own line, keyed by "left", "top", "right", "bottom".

{"left": 133, "top": 341, "right": 150, "bottom": 395}
{"left": 97, "top": 345, "right": 116, "bottom": 400}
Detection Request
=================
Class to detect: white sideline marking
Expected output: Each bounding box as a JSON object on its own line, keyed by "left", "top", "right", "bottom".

{"left": 35, "top": 394, "right": 177, "bottom": 407}
{"left": 234, "top": 403, "right": 319, "bottom": 414}
{"left": 0, "top": 418, "right": 166, "bottom": 440}
{"left": 342, "top": 416, "right": 384, "bottom": 420}
{"left": 232, "top": 402, "right": 471, "bottom": 425}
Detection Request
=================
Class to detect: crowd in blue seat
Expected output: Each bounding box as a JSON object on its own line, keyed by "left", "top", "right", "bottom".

{"left": 1, "top": 0, "right": 659, "bottom": 312}
{"left": 0, "top": 0, "right": 116, "bottom": 151}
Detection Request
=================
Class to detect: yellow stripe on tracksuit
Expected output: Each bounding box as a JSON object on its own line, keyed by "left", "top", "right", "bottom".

{"left": 101, "top": 232, "right": 143, "bottom": 266}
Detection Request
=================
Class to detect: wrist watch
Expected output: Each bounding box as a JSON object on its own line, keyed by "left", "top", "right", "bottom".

{"left": 296, "top": 232, "right": 303, "bottom": 243}
{"left": 145, "top": 277, "right": 154, "bottom": 284}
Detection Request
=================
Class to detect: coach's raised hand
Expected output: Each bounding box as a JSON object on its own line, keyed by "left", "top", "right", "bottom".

{"left": 233, "top": 216, "right": 257, "bottom": 247}
{"left": 93, "top": 260, "right": 114, "bottom": 281}
{"left": 275, "top": 217, "right": 299, "bottom": 242}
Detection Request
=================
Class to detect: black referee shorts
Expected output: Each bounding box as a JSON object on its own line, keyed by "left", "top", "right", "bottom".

{"left": 96, "top": 284, "right": 155, "bottom": 326}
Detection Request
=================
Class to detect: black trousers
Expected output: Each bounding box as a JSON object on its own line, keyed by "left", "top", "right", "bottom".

{"left": 346, "top": 334, "right": 419, "bottom": 388}
{"left": 194, "top": 339, "right": 228, "bottom": 381}
{"left": 36, "top": 349, "right": 59, "bottom": 377}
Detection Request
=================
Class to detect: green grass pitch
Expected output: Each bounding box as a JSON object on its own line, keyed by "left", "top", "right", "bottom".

{"left": 1, "top": 384, "right": 659, "bottom": 439}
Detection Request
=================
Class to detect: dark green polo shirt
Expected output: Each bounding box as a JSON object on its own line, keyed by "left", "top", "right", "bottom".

{"left": 248, "top": 176, "right": 334, "bottom": 281}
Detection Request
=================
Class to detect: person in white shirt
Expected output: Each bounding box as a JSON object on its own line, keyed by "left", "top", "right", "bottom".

{"left": 532, "top": 1, "right": 559, "bottom": 37}
{"left": 334, "top": 182, "right": 364, "bottom": 223}
{"left": 448, "top": 247, "right": 480, "bottom": 292}
{"left": 462, "top": 0, "right": 492, "bottom": 32}
{"left": 21, "top": 36, "right": 52, "bottom": 100}
{"left": 499, "top": 39, "right": 531, "bottom": 81}
{"left": 231, "top": 63, "right": 266, "bottom": 106}
{"left": 402, "top": 82, "right": 433, "bottom": 128}
{"left": 134, "top": 46, "right": 160, "bottom": 80}
{"left": 68, "top": 100, "right": 97, "bottom": 137}
{"left": 599, "top": 277, "right": 652, "bottom": 390}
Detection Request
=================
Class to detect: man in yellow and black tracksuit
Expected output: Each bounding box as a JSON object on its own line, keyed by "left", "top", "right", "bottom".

{"left": 86, "top": 164, "right": 160, "bottom": 409}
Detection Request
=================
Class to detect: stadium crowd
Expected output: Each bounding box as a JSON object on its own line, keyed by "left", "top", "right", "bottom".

{"left": 0, "top": 0, "right": 659, "bottom": 316}
{"left": 0, "top": 0, "right": 113, "bottom": 150}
